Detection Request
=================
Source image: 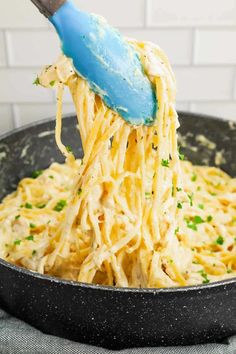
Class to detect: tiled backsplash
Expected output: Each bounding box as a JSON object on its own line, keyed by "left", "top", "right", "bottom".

{"left": 0, "top": 0, "right": 236, "bottom": 133}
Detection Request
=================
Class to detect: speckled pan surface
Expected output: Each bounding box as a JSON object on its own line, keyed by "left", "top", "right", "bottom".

{"left": 0, "top": 112, "right": 235, "bottom": 349}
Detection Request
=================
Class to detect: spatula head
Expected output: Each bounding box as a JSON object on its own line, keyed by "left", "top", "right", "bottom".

{"left": 50, "top": 1, "right": 157, "bottom": 125}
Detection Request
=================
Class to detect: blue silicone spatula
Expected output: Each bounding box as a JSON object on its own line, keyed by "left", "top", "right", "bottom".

{"left": 31, "top": 0, "right": 157, "bottom": 125}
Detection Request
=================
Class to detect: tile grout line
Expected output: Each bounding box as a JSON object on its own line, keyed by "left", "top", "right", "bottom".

{"left": 1, "top": 64, "right": 235, "bottom": 69}
{"left": 231, "top": 66, "right": 236, "bottom": 100}
{"left": 1, "top": 99, "right": 236, "bottom": 105}
{"left": 191, "top": 28, "right": 197, "bottom": 66}
{"left": 189, "top": 102, "right": 194, "bottom": 112}
{"left": 12, "top": 104, "right": 21, "bottom": 128}
{"left": 10, "top": 104, "right": 15, "bottom": 129}
{"left": 133, "top": 24, "right": 236, "bottom": 30}
{"left": 2, "top": 25, "right": 236, "bottom": 31}
{"left": 4, "top": 30, "right": 15, "bottom": 67}
{"left": 2, "top": 30, "right": 10, "bottom": 67}
{"left": 144, "top": 0, "right": 148, "bottom": 28}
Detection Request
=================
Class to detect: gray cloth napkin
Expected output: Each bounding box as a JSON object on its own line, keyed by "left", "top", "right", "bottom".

{"left": 0, "top": 309, "right": 235, "bottom": 354}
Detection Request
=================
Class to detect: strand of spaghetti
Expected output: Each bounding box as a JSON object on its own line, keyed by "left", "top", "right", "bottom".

{"left": 151, "top": 78, "right": 165, "bottom": 244}
{"left": 88, "top": 118, "right": 123, "bottom": 165}
{"left": 55, "top": 83, "right": 69, "bottom": 157}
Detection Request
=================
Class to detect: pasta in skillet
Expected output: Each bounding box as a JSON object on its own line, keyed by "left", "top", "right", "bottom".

{"left": 0, "top": 39, "right": 235, "bottom": 287}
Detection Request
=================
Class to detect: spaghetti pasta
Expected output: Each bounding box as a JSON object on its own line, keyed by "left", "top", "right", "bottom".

{"left": 0, "top": 39, "right": 235, "bottom": 287}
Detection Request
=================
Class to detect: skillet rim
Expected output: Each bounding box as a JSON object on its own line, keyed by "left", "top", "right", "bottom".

{"left": 0, "top": 111, "right": 235, "bottom": 294}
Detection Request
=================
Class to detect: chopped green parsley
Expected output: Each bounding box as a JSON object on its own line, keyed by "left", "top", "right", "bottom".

{"left": 186, "top": 215, "right": 204, "bottom": 231}
{"left": 26, "top": 235, "right": 34, "bottom": 241}
{"left": 32, "top": 170, "right": 43, "bottom": 179}
{"left": 54, "top": 200, "right": 67, "bottom": 212}
{"left": 198, "top": 204, "right": 204, "bottom": 210}
{"left": 194, "top": 216, "right": 204, "bottom": 224}
{"left": 30, "top": 223, "right": 36, "bottom": 229}
{"left": 161, "top": 159, "right": 169, "bottom": 168}
{"left": 191, "top": 173, "right": 197, "bottom": 182}
{"left": 188, "top": 193, "right": 194, "bottom": 206}
{"left": 177, "top": 202, "right": 183, "bottom": 209}
{"left": 178, "top": 147, "right": 185, "bottom": 161}
{"left": 207, "top": 215, "right": 213, "bottom": 222}
{"left": 216, "top": 235, "right": 224, "bottom": 245}
{"left": 198, "top": 270, "right": 210, "bottom": 284}
{"left": 66, "top": 145, "right": 73, "bottom": 153}
{"left": 174, "top": 227, "right": 179, "bottom": 235}
{"left": 171, "top": 185, "right": 174, "bottom": 197}
{"left": 78, "top": 188, "right": 82, "bottom": 196}
{"left": 33, "top": 76, "right": 40, "bottom": 86}
{"left": 14, "top": 239, "right": 21, "bottom": 245}
{"left": 25, "top": 202, "right": 33, "bottom": 209}
{"left": 36, "top": 203, "right": 46, "bottom": 209}
{"left": 49, "top": 80, "right": 55, "bottom": 87}
{"left": 15, "top": 215, "right": 21, "bottom": 220}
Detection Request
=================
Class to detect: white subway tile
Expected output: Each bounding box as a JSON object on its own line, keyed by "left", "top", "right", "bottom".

{"left": 0, "top": 0, "right": 145, "bottom": 29}
{"left": 121, "top": 29, "right": 192, "bottom": 65}
{"left": 62, "top": 104, "right": 76, "bottom": 116}
{"left": 6, "top": 30, "right": 60, "bottom": 67}
{"left": 174, "top": 67, "right": 234, "bottom": 101}
{"left": 147, "top": 0, "right": 236, "bottom": 27}
{"left": 190, "top": 102, "right": 236, "bottom": 120}
{"left": 195, "top": 30, "right": 236, "bottom": 65}
{"left": 14, "top": 103, "right": 76, "bottom": 126}
{"left": 234, "top": 74, "right": 236, "bottom": 99}
{"left": 176, "top": 103, "right": 190, "bottom": 112}
{"left": 52, "top": 86, "right": 73, "bottom": 104}
{"left": 0, "top": 69, "right": 54, "bottom": 103}
{"left": 0, "top": 0, "right": 48, "bottom": 28}
{"left": 62, "top": 87, "right": 73, "bottom": 104}
{"left": 74, "top": 0, "right": 145, "bottom": 27}
{"left": 0, "top": 104, "right": 14, "bottom": 134}
{"left": 0, "top": 32, "right": 6, "bottom": 66}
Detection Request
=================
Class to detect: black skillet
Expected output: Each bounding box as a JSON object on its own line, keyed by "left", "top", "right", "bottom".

{"left": 0, "top": 112, "right": 235, "bottom": 349}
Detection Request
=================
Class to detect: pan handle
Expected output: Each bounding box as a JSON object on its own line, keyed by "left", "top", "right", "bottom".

{"left": 30, "top": 0, "right": 67, "bottom": 18}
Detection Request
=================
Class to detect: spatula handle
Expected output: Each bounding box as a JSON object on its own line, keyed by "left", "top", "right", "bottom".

{"left": 31, "top": 0, "right": 67, "bottom": 18}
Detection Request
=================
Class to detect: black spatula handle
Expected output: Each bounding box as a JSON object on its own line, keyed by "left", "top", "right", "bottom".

{"left": 31, "top": 0, "right": 67, "bottom": 18}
